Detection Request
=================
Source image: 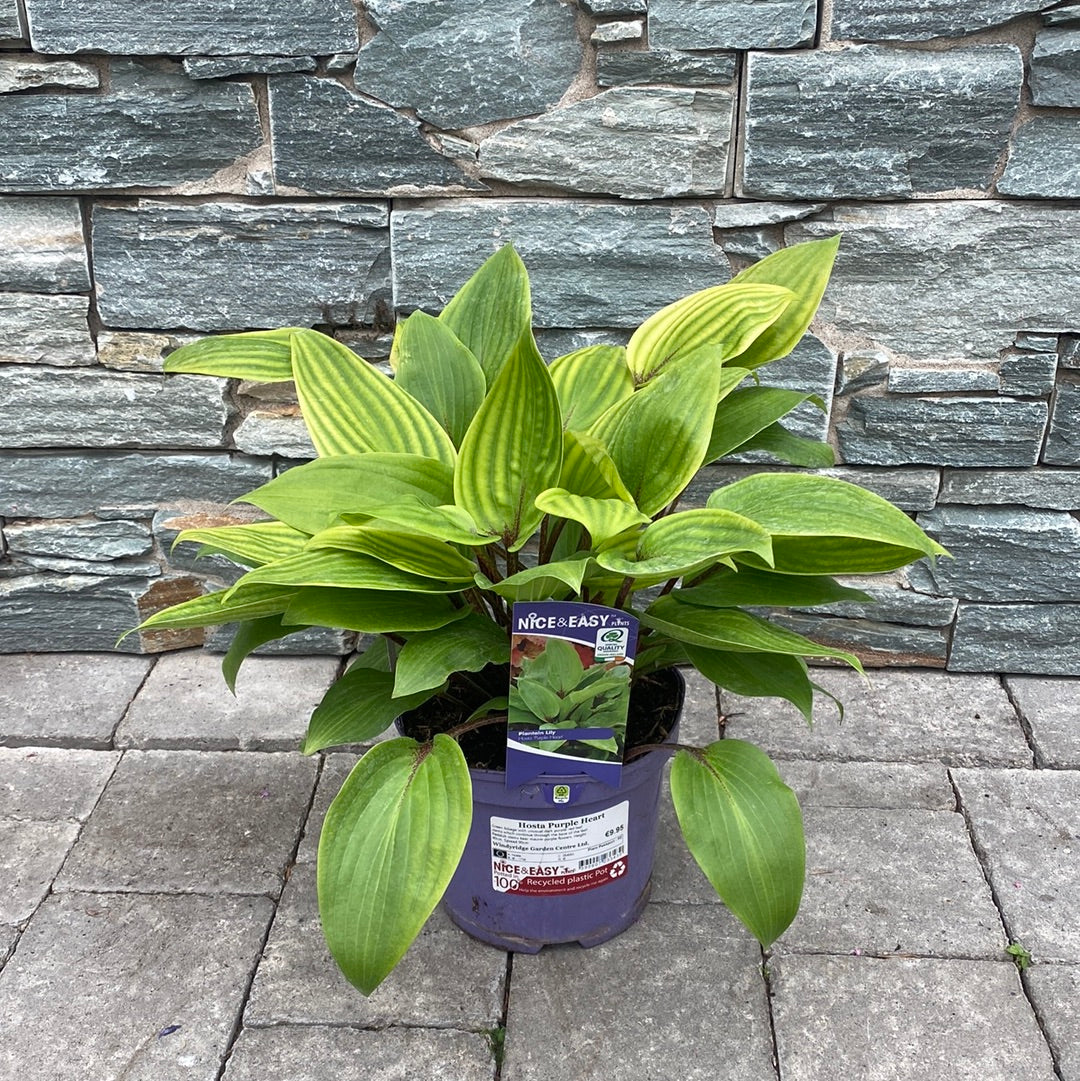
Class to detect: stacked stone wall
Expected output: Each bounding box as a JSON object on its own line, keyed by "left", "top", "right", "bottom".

{"left": 1, "top": 0, "right": 1078, "bottom": 672}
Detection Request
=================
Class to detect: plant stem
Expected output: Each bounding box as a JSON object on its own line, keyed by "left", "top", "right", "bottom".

{"left": 475, "top": 546, "right": 502, "bottom": 585}
{"left": 447, "top": 712, "right": 508, "bottom": 741}
{"left": 614, "top": 575, "right": 636, "bottom": 609}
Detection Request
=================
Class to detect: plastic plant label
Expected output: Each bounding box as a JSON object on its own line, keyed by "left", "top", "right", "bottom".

{"left": 506, "top": 601, "right": 639, "bottom": 792}
{"left": 490, "top": 801, "right": 629, "bottom": 895}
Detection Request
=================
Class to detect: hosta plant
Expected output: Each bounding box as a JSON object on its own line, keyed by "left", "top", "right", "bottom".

{"left": 132, "top": 238, "right": 945, "bottom": 995}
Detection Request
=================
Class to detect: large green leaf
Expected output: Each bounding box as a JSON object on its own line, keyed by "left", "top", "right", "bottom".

{"left": 439, "top": 244, "right": 532, "bottom": 387}
{"left": 705, "top": 387, "right": 822, "bottom": 464}
{"left": 481, "top": 556, "right": 594, "bottom": 602}
{"left": 682, "top": 644, "right": 814, "bottom": 723}
{"left": 557, "top": 430, "right": 634, "bottom": 503}
{"left": 548, "top": 345, "right": 634, "bottom": 431}
{"left": 221, "top": 614, "right": 308, "bottom": 693}
{"left": 534, "top": 489, "right": 649, "bottom": 547}
{"left": 306, "top": 525, "right": 478, "bottom": 581}
{"left": 674, "top": 565, "right": 872, "bottom": 608}
{"left": 391, "top": 310, "right": 486, "bottom": 446}
{"left": 178, "top": 521, "right": 310, "bottom": 568}
{"left": 318, "top": 734, "right": 472, "bottom": 994}
{"left": 343, "top": 503, "right": 499, "bottom": 547}
{"left": 282, "top": 588, "right": 469, "bottom": 632}
{"left": 671, "top": 740, "right": 804, "bottom": 947}
{"left": 393, "top": 614, "right": 509, "bottom": 697}
{"left": 454, "top": 330, "right": 563, "bottom": 550}
{"left": 706, "top": 474, "right": 948, "bottom": 573}
{"left": 729, "top": 423, "right": 835, "bottom": 468}
{"left": 290, "top": 329, "right": 455, "bottom": 465}
{"left": 134, "top": 584, "right": 297, "bottom": 632}
{"left": 626, "top": 282, "right": 793, "bottom": 384}
{"left": 727, "top": 236, "right": 841, "bottom": 370}
{"left": 163, "top": 328, "right": 297, "bottom": 381}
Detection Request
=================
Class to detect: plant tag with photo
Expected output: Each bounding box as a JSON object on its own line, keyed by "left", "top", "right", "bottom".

{"left": 506, "top": 601, "right": 639, "bottom": 792}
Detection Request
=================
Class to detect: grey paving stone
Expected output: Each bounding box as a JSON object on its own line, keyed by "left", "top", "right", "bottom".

{"left": 0, "top": 196, "right": 88, "bottom": 292}
{"left": 503, "top": 902, "right": 772, "bottom": 1081}
{"left": 950, "top": 603, "right": 1080, "bottom": 676}
{"left": 0, "top": 924, "right": 15, "bottom": 968}
{"left": 0, "top": 747, "right": 119, "bottom": 820}
{"left": 56, "top": 749, "right": 317, "bottom": 895}
{"left": 225, "top": 1025, "right": 496, "bottom": 1081}
{"left": 245, "top": 859, "right": 506, "bottom": 1029}
{"left": 999, "top": 116, "right": 1080, "bottom": 198}
{"left": 1032, "top": 26, "right": 1080, "bottom": 107}
{"left": 1004, "top": 676, "right": 1080, "bottom": 768}
{"left": 940, "top": 467, "right": 1080, "bottom": 510}
{"left": 115, "top": 650, "right": 338, "bottom": 751}
{"left": 721, "top": 667, "right": 1031, "bottom": 767}
{"left": 770, "top": 953, "right": 1057, "bottom": 1081}
{"left": 649, "top": 0, "right": 815, "bottom": 49}
{"left": 0, "top": 890, "right": 273, "bottom": 1081}
{"left": 0, "top": 293, "right": 93, "bottom": 366}
{"left": 776, "top": 759, "right": 955, "bottom": 810}
{"left": 953, "top": 768, "right": 1080, "bottom": 962}
{"left": 0, "top": 818, "right": 80, "bottom": 923}
{"left": 0, "top": 653, "right": 151, "bottom": 748}
{"left": 1025, "top": 964, "right": 1080, "bottom": 1081}
{"left": 676, "top": 665, "right": 721, "bottom": 746}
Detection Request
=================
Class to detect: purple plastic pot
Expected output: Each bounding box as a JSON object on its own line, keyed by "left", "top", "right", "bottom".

{"left": 440, "top": 670, "right": 684, "bottom": 953}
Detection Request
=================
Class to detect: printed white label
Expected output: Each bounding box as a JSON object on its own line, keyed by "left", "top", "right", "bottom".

{"left": 489, "top": 801, "right": 629, "bottom": 896}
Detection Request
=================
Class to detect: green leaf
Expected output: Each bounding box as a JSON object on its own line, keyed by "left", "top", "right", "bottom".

{"left": 671, "top": 740, "right": 804, "bottom": 947}
{"left": 283, "top": 588, "right": 469, "bottom": 633}
{"left": 455, "top": 330, "right": 563, "bottom": 550}
{"left": 534, "top": 489, "right": 649, "bottom": 547}
{"left": 221, "top": 615, "right": 305, "bottom": 694}
{"left": 391, "top": 310, "right": 486, "bottom": 446}
{"left": 290, "top": 329, "right": 455, "bottom": 465}
{"left": 344, "top": 503, "right": 499, "bottom": 547}
{"left": 307, "top": 525, "right": 478, "bottom": 582}
{"left": 728, "top": 236, "right": 841, "bottom": 371}
{"left": 522, "top": 638, "right": 583, "bottom": 695}
{"left": 683, "top": 645, "right": 814, "bottom": 723}
{"left": 318, "top": 734, "right": 472, "bottom": 994}
{"left": 135, "top": 584, "right": 297, "bottom": 632}
{"left": 393, "top": 615, "right": 510, "bottom": 697}
{"left": 482, "top": 557, "right": 594, "bottom": 603}
{"left": 512, "top": 679, "right": 563, "bottom": 722}
{"left": 674, "top": 566, "right": 873, "bottom": 608}
{"left": 557, "top": 430, "right": 635, "bottom": 503}
{"left": 178, "top": 521, "right": 310, "bottom": 568}
{"left": 627, "top": 282, "right": 794, "bottom": 384}
{"left": 439, "top": 244, "right": 532, "bottom": 387}
{"left": 163, "top": 328, "right": 298, "bottom": 381}
{"left": 706, "top": 386, "right": 822, "bottom": 464}
{"left": 548, "top": 345, "right": 634, "bottom": 431}
{"left": 730, "top": 423, "right": 835, "bottom": 468}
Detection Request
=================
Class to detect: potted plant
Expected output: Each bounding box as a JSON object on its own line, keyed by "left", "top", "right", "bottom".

{"left": 131, "top": 238, "right": 945, "bottom": 995}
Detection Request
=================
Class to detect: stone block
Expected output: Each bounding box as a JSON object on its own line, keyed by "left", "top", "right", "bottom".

{"left": 770, "top": 611, "right": 951, "bottom": 667}
{"left": 999, "top": 116, "right": 1080, "bottom": 198}
{"left": 0, "top": 293, "right": 94, "bottom": 366}
{"left": 713, "top": 201, "right": 825, "bottom": 229}
{"left": 836, "top": 349, "right": 889, "bottom": 395}
{"left": 793, "top": 585, "right": 959, "bottom": 627}
{"left": 0, "top": 450, "right": 272, "bottom": 519}
{"left": 596, "top": 46, "right": 737, "bottom": 87}
{"left": 57, "top": 749, "right": 317, "bottom": 894}
{"left": 830, "top": 0, "right": 1048, "bottom": 40}
{"left": 1032, "top": 26, "right": 1080, "bottom": 106}
{"left": 115, "top": 650, "right": 339, "bottom": 751}
{"left": 951, "top": 603, "right": 1080, "bottom": 675}
{"left": 535, "top": 327, "right": 630, "bottom": 360}
{"left": 591, "top": 18, "right": 643, "bottom": 41}
{"left": 392, "top": 200, "right": 727, "bottom": 328}
{"left": 1025, "top": 965, "right": 1080, "bottom": 1081}
{"left": 649, "top": 0, "right": 815, "bottom": 49}
{"left": 742, "top": 46, "right": 1021, "bottom": 200}
{"left": 2, "top": 553, "right": 160, "bottom": 578}
{"left": 5, "top": 519, "right": 151, "bottom": 562}
{"left": 887, "top": 364, "right": 998, "bottom": 394}
{"left": 789, "top": 202, "right": 1080, "bottom": 364}
{"left": 96, "top": 330, "right": 187, "bottom": 373}
{"left": 353, "top": 0, "right": 582, "bottom": 129}
{"left": 953, "top": 768, "right": 1080, "bottom": 961}
{"left": 0, "top": 891, "right": 273, "bottom": 1081}
{"left": 152, "top": 504, "right": 264, "bottom": 584}
{"left": 721, "top": 667, "right": 1031, "bottom": 767}
{"left": 1045, "top": 383, "right": 1080, "bottom": 464}
{"left": 940, "top": 467, "right": 1080, "bottom": 510}
{"left": 775, "top": 759, "right": 955, "bottom": 810}
{"left": 478, "top": 87, "right": 733, "bottom": 199}
{"left": 650, "top": 773, "right": 724, "bottom": 904}
{"left": 770, "top": 954, "right": 1057, "bottom": 1081}
{"left": 183, "top": 55, "right": 315, "bottom": 78}
{"left": 0, "top": 60, "right": 261, "bottom": 192}
{"left": 0, "top": 368, "right": 230, "bottom": 449}
{"left": 269, "top": 76, "right": 477, "bottom": 195}
{"left": 233, "top": 409, "right": 316, "bottom": 458}
{"left": 999, "top": 351, "right": 1057, "bottom": 396}
{"left": 25, "top": 0, "right": 357, "bottom": 55}
{"left": 0, "top": 196, "right": 88, "bottom": 292}
{"left": 582, "top": 0, "right": 645, "bottom": 12}
{"left": 677, "top": 666, "right": 723, "bottom": 746}
{"left": 0, "top": 747, "right": 120, "bottom": 821}
{"left": 0, "top": 55, "right": 98, "bottom": 92}
{"left": 1004, "top": 676, "right": 1080, "bottom": 768}
{"left": 1016, "top": 332, "right": 1060, "bottom": 351}
{"left": 0, "top": 818, "right": 80, "bottom": 923}
{"left": 94, "top": 201, "right": 390, "bottom": 331}
{"left": 837, "top": 396, "right": 1047, "bottom": 467}
{"left": 0, "top": 0, "right": 23, "bottom": 38}
{"left": 204, "top": 623, "right": 355, "bottom": 657}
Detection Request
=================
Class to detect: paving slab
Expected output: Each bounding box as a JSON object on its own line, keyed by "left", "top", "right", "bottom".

{"left": 776, "top": 758, "right": 955, "bottom": 809}
{"left": 115, "top": 649, "right": 340, "bottom": 750}
{"left": 770, "top": 954, "right": 1057, "bottom": 1081}
{"left": 0, "top": 924, "right": 15, "bottom": 968}
{"left": 0, "top": 891, "right": 273, "bottom": 1081}
{"left": 676, "top": 665, "right": 722, "bottom": 746}
{"left": 224, "top": 1024, "right": 496, "bottom": 1081}
{"left": 953, "top": 768, "right": 1080, "bottom": 961}
{"left": 503, "top": 903, "right": 772, "bottom": 1081}
{"left": 56, "top": 749, "right": 317, "bottom": 895}
{"left": 1003, "top": 675, "right": 1080, "bottom": 768}
{"left": 778, "top": 807, "right": 1005, "bottom": 958}
{"left": 0, "top": 746, "right": 119, "bottom": 820}
{"left": 245, "top": 859, "right": 506, "bottom": 1029}
{"left": 651, "top": 770, "right": 725, "bottom": 905}
{"left": 0, "top": 653, "right": 151, "bottom": 748}
{"left": 296, "top": 752, "right": 357, "bottom": 864}
{"left": 1025, "top": 964, "right": 1080, "bottom": 1081}
{"left": 0, "top": 817, "right": 80, "bottom": 923}
{"left": 722, "top": 668, "right": 1031, "bottom": 766}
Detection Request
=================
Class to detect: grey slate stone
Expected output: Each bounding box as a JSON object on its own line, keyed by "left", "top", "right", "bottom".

{"left": 478, "top": 87, "right": 734, "bottom": 199}
{"left": 582, "top": 0, "right": 645, "bottom": 12}
{"left": 183, "top": 55, "right": 315, "bottom": 79}
{"left": 940, "top": 467, "right": 1080, "bottom": 510}
{"left": 96, "top": 330, "right": 186, "bottom": 373}
{"left": 721, "top": 667, "right": 1031, "bottom": 767}
{"left": 887, "top": 365, "right": 998, "bottom": 394}
{"left": 1045, "top": 383, "right": 1080, "bottom": 464}
{"left": 641, "top": 774, "right": 721, "bottom": 906}
{"left": 649, "top": 0, "right": 816, "bottom": 50}
{"left": 25, "top": 0, "right": 357, "bottom": 56}
{"left": 770, "top": 611, "right": 951, "bottom": 667}
{"left": 1025, "top": 965, "right": 1080, "bottom": 1081}
{"left": 953, "top": 768, "right": 1080, "bottom": 961}
{"left": 1015, "top": 332, "right": 1060, "bottom": 351}
{"left": 0, "top": 653, "right": 150, "bottom": 747}
{"left": 591, "top": 18, "right": 643, "bottom": 41}
{"left": 950, "top": 603, "right": 1080, "bottom": 675}
{"left": 789, "top": 203, "right": 1080, "bottom": 364}
{"left": 1004, "top": 676, "right": 1080, "bottom": 768}
{"left": 0, "top": 55, "right": 98, "bottom": 92}
{"left": 0, "top": 0, "right": 23, "bottom": 38}
{"left": 596, "top": 46, "right": 737, "bottom": 87}
{"left": 0, "top": 60, "right": 262, "bottom": 192}
{"left": 770, "top": 954, "right": 1057, "bottom": 1081}
{"left": 999, "top": 116, "right": 1080, "bottom": 198}
{"left": 269, "top": 76, "right": 477, "bottom": 195}
{"left": 837, "top": 396, "right": 1047, "bottom": 467}
{"left": 793, "top": 585, "right": 959, "bottom": 627}
{"left": 999, "top": 351, "right": 1057, "bottom": 396}
{"left": 1045, "top": 1, "right": 1080, "bottom": 23}
{"left": 775, "top": 759, "right": 955, "bottom": 810}
{"left": 5, "top": 519, "right": 151, "bottom": 561}
{"left": 836, "top": 349, "right": 889, "bottom": 395}
{"left": 94, "top": 201, "right": 391, "bottom": 331}
{"left": 0, "top": 818, "right": 80, "bottom": 923}
{"left": 742, "top": 46, "right": 1022, "bottom": 199}
{"left": 0, "top": 196, "right": 88, "bottom": 293}
{"left": 2, "top": 553, "right": 160, "bottom": 578}
{"left": 354, "top": 0, "right": 582, "bottom": 129}
{"left": 57, "top": 749, "right": 317, "bottom": 895}
{"left": 233, "top": 410, "right": 316, "bottom": 458}
{"left": 830, "top": 0, "right": 1051, "bottom": 41}
{"left": 0, "top": 747, "right": 120, "bottom": 821}
{"left": 0, "top": 293, "right": 94, "bottom": 366}
{"left": 1032, "top": 26, "right": 1080, "bottom": 105}
{"left": 1062, "top": 335, "right": 1080, "bottom": 368}
{"left": 115, "top": 650, "right": 339, "bottom": 751}
{"left": 392, "top": 200, "right": 727, "bottom": 327}
{"left": 0, "top": 891, "right": 274, "bottom": 1081}
{"left": 0, "top": 450, "right": 271, "bottom": 519}
{"left": 0, "top": 368, "right": 230, "bottom": 449}
{"left": 713, "top": 201, "right": 825, "bottom": 228}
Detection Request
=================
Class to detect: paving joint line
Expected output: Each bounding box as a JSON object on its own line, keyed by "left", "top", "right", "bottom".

{"left": 108, "top": 654, "right": 161, "bottom": 749}
{"left": 760, "top": 948, "right": 783, "bottom": 1081}
{"left": 999, "top": 674, "right": 1044, "bottom": 768}
{"left": 493, "top": 951, "right": 513, "bottom": 1081}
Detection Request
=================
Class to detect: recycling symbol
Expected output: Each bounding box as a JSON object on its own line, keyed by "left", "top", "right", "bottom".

{"left": 608, "top": 860, "right": 626, "bottom": 879}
